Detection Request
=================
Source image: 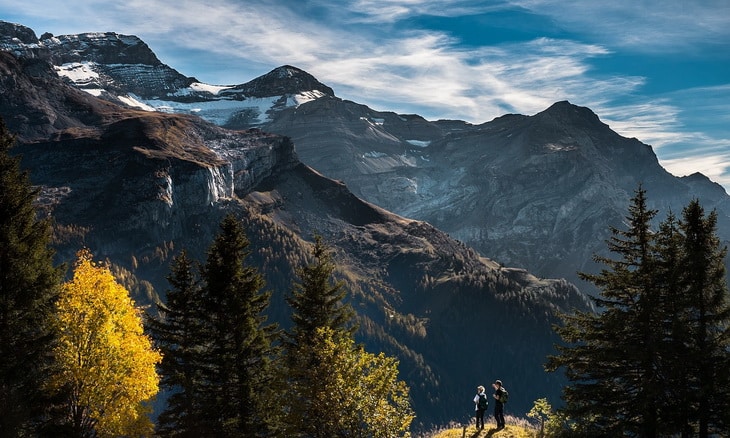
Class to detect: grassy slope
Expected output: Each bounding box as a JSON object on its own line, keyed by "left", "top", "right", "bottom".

{"left": 427, "top": 416, "right": 536, "bottom": 438}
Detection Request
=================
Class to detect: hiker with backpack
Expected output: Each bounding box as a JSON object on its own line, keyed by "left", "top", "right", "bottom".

{"left": 492, "top": 379, "right": 508, "bottom": 429}
{"left": 473, "top": 385, "right": 488, "bottom": 430}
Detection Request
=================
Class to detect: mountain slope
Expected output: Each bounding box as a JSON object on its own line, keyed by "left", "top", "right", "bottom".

{"left": 0, "top": 27, "right": 590, "bottom": 429}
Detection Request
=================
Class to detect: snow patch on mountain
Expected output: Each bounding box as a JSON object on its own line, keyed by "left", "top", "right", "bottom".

{"left": 189, "top": 82, "right": 233, "bottom": 95}
{"left": 55, "top": 62, "right": 99, "bottom": 85}
{"left": 127, "top": 90, "right": 328, "bottom": 126}
{"left": 117, "top": 95, "right": 156, "bottom": 111}
{"left": 287, "top": 90, "right": 327, "bottom": 106}
{"left": 130, "top": 95, "right": 280, "bottom": 125}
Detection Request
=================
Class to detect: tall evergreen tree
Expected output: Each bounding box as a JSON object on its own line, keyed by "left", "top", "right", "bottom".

{"left": 547, "top": 187, "right": 665, "bottom": 436}
{"left": 199, "top": 213, "right": 279, "bottom": 437}
{"left": 548, "top": 190, "right": 730, "bottom": 436}
{"left": 283, "top": 235, "right": 358, "bottom": 436}
{"left": 148, "top": 250, "right": 208, "bottom": 437}
{"left": 282, "top": 235, "right": 413, "bottom": 437}
{"left": 285, "top": 234, "right": 355, "bottom": 346}
{"left": 0, "top": 117, "right": 64, "bottom": 436}
{"left": 679, "top": 200, "right": 730, "bottom": 437}
{"left": 653, "top": 212, "right": 693, "bottom": 435}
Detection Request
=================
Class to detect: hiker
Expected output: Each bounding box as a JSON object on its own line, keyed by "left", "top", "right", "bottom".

{"left": 492, "top": 379, "right": 506, "bottom": 429}
{"left": 473, "top": 385, "right": 488, "bottom": 429}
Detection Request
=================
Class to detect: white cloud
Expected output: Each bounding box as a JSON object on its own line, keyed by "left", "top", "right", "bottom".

{"left": 512, "top": 0, "right": 730, "bottom": 52}
{"left": 661, "top": 152, "right": 730, "bottom": 192}
{"left": 347, "top": 0, "right": 511, "bottom": 23}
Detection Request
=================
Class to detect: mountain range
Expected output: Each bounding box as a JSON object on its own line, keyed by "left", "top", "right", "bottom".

{"left": 4, "top": 21, "right": 725, "bottom": 290}
{"left": 2, "top": 20, "right": 728, "bottom": 430}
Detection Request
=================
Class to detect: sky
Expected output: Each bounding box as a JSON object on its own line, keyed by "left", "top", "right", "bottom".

{"left": 2, "top": 0, "right": 730, "bottom": 191}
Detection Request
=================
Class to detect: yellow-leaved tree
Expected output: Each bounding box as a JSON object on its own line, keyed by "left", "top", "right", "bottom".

{"left": 50, "top": 248, "right": 161, "bottom": 437}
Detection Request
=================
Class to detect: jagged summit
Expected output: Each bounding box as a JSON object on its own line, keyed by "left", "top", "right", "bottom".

{"left": 40, "top": 31, "right": 162, "bottom": 66}
{"left": 534, "top": 100, "right": 606, "bottom": 129}
{"left": 228, "top": 64, "right": 335, "bottom": 98}
{"left": 0, "top": 21, "right": 38, "bottom": 45}
{"left": 0, "top": 22, "right": 335, "bottom": 127}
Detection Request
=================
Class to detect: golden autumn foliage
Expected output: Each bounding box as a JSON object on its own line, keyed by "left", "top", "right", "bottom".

{"left": 50, "top": 248, "right": 161, "bottom": 437}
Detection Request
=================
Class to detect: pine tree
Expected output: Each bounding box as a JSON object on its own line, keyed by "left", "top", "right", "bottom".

{"left": 198, "top": 213, "right": 279, "bottom": 437}
{"left": 547, "top": 187, "right": 664, "bottom": 436}
{"left": 285, "top": 234, "right": 355, "bottom": 346}
{"left": 0, "top": 117, "right": 64, "bottom": 436}
{"left": 148, "top": 250, "right": 208, "bottom": 437}
{"left": 282, "top": 235, "right": 417, "bottom": 437}
{"left": 548, "top": 190, "right": 730, "bottom": 436}
{"left": 283, "top": 235, "right": 355, "bottom": 437}
{"left": 296, "top": 327, "right": 414, "bottom": 438}
{"left": 50, "top": 249, "right": 161, "bottom": 437}
{"left": 653, "top": 211, "right": 693, "bottom": 435}
{"left": 678, "top": 201, "right": 730, "bottom": 437}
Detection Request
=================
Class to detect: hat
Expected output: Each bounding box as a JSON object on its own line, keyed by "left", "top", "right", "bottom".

{"left": 495, "top": 379, "right": 502, "bottom": 386}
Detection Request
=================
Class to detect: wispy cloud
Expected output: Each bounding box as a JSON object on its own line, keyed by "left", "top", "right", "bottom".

{"left": 346, "top": 0, "right": 511, "bottom": 23}
{"left": 512, "top": 0, "right": 730, "bottom": 52}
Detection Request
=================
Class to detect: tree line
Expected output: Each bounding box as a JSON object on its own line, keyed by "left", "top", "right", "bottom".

{"left": 545, "top": 187, "right": 730, "bottom": 437}
{"left": 0, "top": 118, "right": 413, "bottom": 437}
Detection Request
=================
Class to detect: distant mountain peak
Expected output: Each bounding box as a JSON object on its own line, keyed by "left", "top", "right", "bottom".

{"left": 534, "top": 100, "right": 607, "bottom": 131}
{"left": 40, "top": 31, "right": 162, "bottom": 66}
{"left": 0, "top": 21, "right": 38, "bottom": 45}
{"left": 271, "top": 65, "right": 309, "bottom": 78}
{"left": 233, "top": 64, "right": 335, "bottom": 98}
{"left": 542, "top": 100, "right": 599, "bottom": 119}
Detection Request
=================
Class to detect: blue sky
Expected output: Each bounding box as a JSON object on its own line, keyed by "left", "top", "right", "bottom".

{"left": 2, "top": 0, "right": 730, "bottom": 191}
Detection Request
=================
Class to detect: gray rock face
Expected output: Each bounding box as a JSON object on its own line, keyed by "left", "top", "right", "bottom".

{"left": 41, "top": 32, "right": 194, "bottom": 98}
{"left": 265, "top": 98, "right": 730, "bottom": 289}
{"left": 0, "top": 21, "right": 39, "bottom": 45}
{"left": 18, "top": 112, "right": 299, "bottom": 254}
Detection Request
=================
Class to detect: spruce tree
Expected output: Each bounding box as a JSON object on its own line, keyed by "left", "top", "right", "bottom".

{"left": 283, "top": 235, "right": 358, "bottom": 437}
{"left": 199, "top": 213, "right": 278, "bottom": 437}
{"left": 0, "top": 117, "right": 64, "bottom": 436}
{"left": 679, "top": 201, "right": 730, "bottom": 437}
{"left": 285, "top": 234, "right": 355, "bottom": 344}
{"left": 548, "top": 190, "right": 730, "bottom": 436}
{"left": 547, "top": 187, "right": 664, "bottom": 436}
{"left": 653, "top": 212, "right": 693, "bottom": 435}
{"left": 149, "top": 250, "right": 208, "bottom": 437}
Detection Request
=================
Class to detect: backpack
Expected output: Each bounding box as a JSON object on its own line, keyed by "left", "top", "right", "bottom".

{"left": 498, "top": 388, "right": 509, "bottom": 404}
{"left": 477, "top": 393, "right": 488, "bottom": 409}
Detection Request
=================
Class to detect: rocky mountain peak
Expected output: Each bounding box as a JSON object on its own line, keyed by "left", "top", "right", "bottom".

{"left": 231, "top": 64, "right": 335, "bottom": 98}
{"left": 0, "top": 21, "right": 38, "bottom": 45}
{"left": 534, "top": 100, "right": 606, "bottom": 130}
{"left": 40, "top": 31, "right": 162, "bottom": 66}
{"left": 0, "top": 21, "right": 50, "bottom": 60}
